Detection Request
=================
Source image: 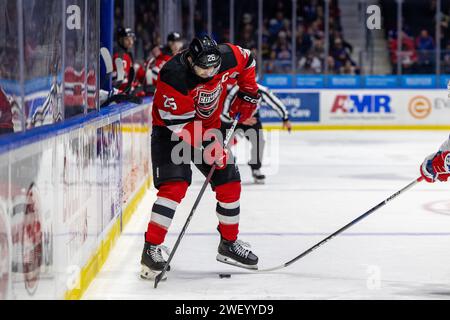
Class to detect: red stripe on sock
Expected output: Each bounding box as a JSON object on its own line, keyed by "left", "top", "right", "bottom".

{"left": 146, "top": 222, "right": 168, "bottom": 245}
{"left": 218, "top": 223, "right": 239, "bottom": 242}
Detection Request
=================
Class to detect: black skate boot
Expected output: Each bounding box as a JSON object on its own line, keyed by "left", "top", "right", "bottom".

{"left": 216, "top": 237, "right": 259, "bottom": 270}
{"left": 140, "top": 241, "right": 171, "bottom": 281}
{"left": 252, "top": 169, "right": 266, "bottom": 184}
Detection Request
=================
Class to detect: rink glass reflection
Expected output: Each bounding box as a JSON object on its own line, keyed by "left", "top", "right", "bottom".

{"left": 0, "top": 102, "right": 151, "bottom": 299}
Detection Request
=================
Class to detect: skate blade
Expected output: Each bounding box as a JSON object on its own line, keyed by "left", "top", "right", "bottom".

{"left": 140, "top": 265, "right": 167, "bottom": 281}
{"left": 216, "top": 254, "right": 258, "bottom": 270}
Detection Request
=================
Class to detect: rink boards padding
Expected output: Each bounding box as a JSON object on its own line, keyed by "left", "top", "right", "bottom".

{"left": 0, "top": 99, "right": 152, "bottom": 300}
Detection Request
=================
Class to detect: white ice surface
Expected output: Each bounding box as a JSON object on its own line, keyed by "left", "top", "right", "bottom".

{"left": 84, "top": 130, "right": 450, "bottom": 300}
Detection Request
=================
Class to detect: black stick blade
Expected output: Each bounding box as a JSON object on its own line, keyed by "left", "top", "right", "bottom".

{"left": 154, "top": 273, "right": 163, "bottom": 289}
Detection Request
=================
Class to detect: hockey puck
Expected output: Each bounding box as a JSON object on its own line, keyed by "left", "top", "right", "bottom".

{"left": 219, "top": 273, "right": 231, "bottom": 279}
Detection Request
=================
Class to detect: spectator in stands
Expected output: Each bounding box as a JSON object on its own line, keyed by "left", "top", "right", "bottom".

{"left": 271, "top": 31, "right": 292, "bottom": 71}
{"left": 326, "top": 55, "right": 337, "bottom": 74}
{"left": 389, "top": 31, "right": 417, "bottom": 74}
{"left": 296, "top": 24, "right": 313, "bottom": 56}
{"left": 135, "top": 21, "right": 152, "bottom": 62}
{"left": 268, "top": 11, "right": 286, "bottom": 37}
{"left": 310, "top": 38, "right": 325, "bottom": 60}
{"left": 415, "top": 29, "right": 435, "bottom": 73}
{"left": 329, "top": 30, "right": 352, "bottom": 55}
{"left": 303, "top": 0, "right": 320, "bottom": 24}
{"left": 331, "top": 38, "right": 351, "bottom": 70}
{"left": 442, "top": 42, "right": 450, "bottom": 74}
{"left": 441, "top": 8, "right": 450, "bottom": 47}
{"left": 307, "top": 18, "right": 324, "bottom": 41}
{"left": 298, "top": 53, "right": 321, "bottom": 74}
{"left": 238, "top": 23, "right": 257, "bottom": 49}
{"left": 399, "top": 42, "right": 418, "bottom": 74}
{"left": 416, "top": 29, "right": 434, "bottom": 51}
{"left": 339, "top": 59, "right": 359, "bottom": 75}
{"left": 264, "top": 51, "right": 277, "bottom": 74}
{"left": 123, "top": 0, "right": 357, "bottom": 75}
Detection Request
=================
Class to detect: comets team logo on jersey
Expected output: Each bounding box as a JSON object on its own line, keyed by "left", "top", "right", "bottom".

{"left": 194, "top": 85, "right": 223, "bottom": 119}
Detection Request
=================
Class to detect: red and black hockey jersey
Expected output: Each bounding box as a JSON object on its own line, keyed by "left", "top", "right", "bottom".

{"left": 145, "top": 46, "right": 174, "bottom": 88}
{"left": 152, "top": 43, "right": 258, "bottom": 144}
{"left": 113, "top": 47, "right": 146, "bottom": 95}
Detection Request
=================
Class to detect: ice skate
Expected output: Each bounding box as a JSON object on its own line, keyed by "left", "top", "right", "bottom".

{"left": 216, "top": 238, "right": 258, "bottom": 270}
{"left": 140, "top": 242, "right": 171, "bottom": 281}
{"left": 252, "top": 169, "right": 266, "bottom": 184}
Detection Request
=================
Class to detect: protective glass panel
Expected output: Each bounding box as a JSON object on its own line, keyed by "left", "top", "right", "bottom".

{"left": 194, "top": 0, "right": 208, "bottom": 37}
{"left": 234, "top": 0, "right": 258, "bottom": 49}
{"left": 64, "top": 0, "right": 86, "bottom": 119}
{"left": 262, "top": 0, "right": 294, "bottom": 74}
{"left": 23, "top": 0, "right": 63, "bottom": 128}
{"left": 134, "top": 0, "right": 160, "bottom": 63}
{"left": 324, "top": 0, "right": 363, "bottom": 75}
{"left": 87, "top": 0, "right": 99, "bottom": 112}
{"left": 440, "top": 2, "right": 450, "bottom": 75}
{"left": 0, "top": 0, "right": 23, "bottom": 134}
{"left": 211, "top": 0, "right": 229, "bottom": 43}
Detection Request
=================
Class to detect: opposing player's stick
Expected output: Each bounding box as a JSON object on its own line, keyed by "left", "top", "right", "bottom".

{"left": 154, "top": 114, "right": 241, "bottom": 288}
{"left": 256, "top": 176, "right": 424, "bottom": 273}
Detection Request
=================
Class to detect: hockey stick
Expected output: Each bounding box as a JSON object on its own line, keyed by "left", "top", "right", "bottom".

{"left": 100, "top": 47, "right": 114, "bottom": 75}
{"left": 99, "top": 48, "right": 118, "bottom": 103}
{"left": 154, "top": 114, "right": 241, "bottom": 288}
{"left": 255, "top": 176, "right": 424, "bottom": 273}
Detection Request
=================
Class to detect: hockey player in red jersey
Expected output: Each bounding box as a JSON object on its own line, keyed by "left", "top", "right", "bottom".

{"left": 141, "top": 36, "right": 261, "bottom": 280}
{"left": 143, "top": 32, "right": 184, "bottom": 95}
{"left": 420, "top": 136, "right": 450, "bottom": 183}
{"left": 112, "top": 27, "right": 145, "bottom": 94}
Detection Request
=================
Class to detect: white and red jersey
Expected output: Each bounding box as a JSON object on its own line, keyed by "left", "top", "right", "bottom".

{"left": 113, "top": 48, "right": 145, "bottom": 92}
{"left": 152, "top": 43, "right": 258, "bottom": 145}
{"left": 113, "top": 48, "right": 135, "bottom": 92}
{"left": 145, "top": 46, "right": 175, "bottom": 89}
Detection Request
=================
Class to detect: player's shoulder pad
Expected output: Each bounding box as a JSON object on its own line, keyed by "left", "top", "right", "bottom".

{"left": 219, "top": 44, "right": 255, "bottom": 72}
{"left": 159, "top": 54, "right": 196, "bottom": 95}
{"left": 218, "top": 44, "right": 238, "bottom": 73}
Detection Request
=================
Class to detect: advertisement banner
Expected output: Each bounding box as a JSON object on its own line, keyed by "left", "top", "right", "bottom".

{"left": 320, "top": 89, "right": 449, "bottom": 126}
{"left": 98, "top": 119, "right": 122, "bottom": 231}
{"left": 260, "top": 91, "right": 320, "bottom": 123}
{"left": 23, "top": 0, "right": 64, "bottom": 128}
